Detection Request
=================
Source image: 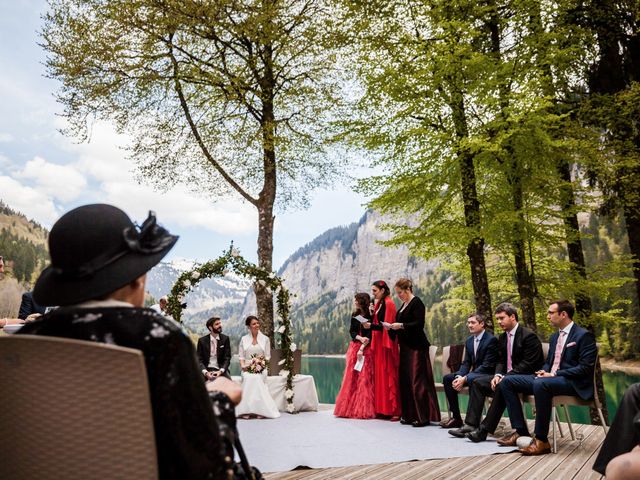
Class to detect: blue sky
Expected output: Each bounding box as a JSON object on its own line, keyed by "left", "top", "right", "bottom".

{"left": 0, "top": 0, "right": 370, "bottom": 268}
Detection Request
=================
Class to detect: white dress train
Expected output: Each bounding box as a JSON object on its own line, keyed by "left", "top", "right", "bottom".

{"left": 235, "top": 340, "right": 280, "bottom": 418}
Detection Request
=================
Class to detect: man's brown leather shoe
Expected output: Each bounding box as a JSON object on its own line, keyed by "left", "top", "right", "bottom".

{"left": 519, "top": 438, "right": 551, "bottom": 455}
{"left": 497, "top": 431, "right": 520, "bottom": 446}
{"left": 440, "top": 418, "right": 463, "bottom": 429}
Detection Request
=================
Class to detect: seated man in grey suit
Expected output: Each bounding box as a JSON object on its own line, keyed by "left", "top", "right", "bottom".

{"left": 197, "top": 316, "right": 232, "bottom": 380}
{"left": 440, "top": 313, "right": 499, "bottom": 429}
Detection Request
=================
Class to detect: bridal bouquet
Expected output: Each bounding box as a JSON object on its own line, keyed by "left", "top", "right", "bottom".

{"left": 247, "top": 353, "right": 267, "bottom": 374}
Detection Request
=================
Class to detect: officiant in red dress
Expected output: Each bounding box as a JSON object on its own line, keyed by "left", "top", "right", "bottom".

{"left": 365, "top": 280, "right": 401, "bottom": 420}
{"left": 334, "top": 292, "right": 376, "bottom": 419}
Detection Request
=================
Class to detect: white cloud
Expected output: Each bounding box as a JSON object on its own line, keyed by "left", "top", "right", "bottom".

{"left": 101, "top": 181, "right": 257, "bottom": 235}
{"left": 0, "top": 133, "right": 13, "bottom": 143}
{"left": 0, "top": 175, "right": 60, "bottom": 225}
{"left": 15, "top": 156, "right": 87, "bottom": 202}
{"left": 54, "top": 121, "right": 257, "bottom": 235}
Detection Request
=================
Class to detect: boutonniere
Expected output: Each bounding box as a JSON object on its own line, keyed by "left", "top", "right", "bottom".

{"left": 219, "top": 344, "right": 225, "bottom": 348}
{"left": 565, "top": 341, "right": 577, "bottom": 348}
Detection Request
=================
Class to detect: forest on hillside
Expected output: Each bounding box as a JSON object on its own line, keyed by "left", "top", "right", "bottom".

{"left": 0, "top": 201, "right": 49, "bottom": 284}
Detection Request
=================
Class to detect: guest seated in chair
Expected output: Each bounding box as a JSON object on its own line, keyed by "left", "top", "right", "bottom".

{"left": 17, "top": 204, "right": 243, "bottom": 480}
{"left": 236, "top": 315, "right": 281, "bottom": 419}
{"left": 593, "top": 383, "right": 640, "bottom": 476}
{"left": 458, "top": 303, "right": 544, "bottom": 442}
{"left": 441, "top": 313, "right": 498, "bottom": 430}
{"left": 18, "top": 291, "right": 46, "bottom": 320}
{"left": 497, "top": 299, "right": 597, "bottom": 455}
{"left": 198, "top": 316, "right": 232, "bottom": 380}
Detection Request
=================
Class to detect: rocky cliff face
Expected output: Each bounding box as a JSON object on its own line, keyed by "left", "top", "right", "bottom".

{"left": 146, "top": 210, "right": 442, "bottom": 352}
{"left": 278, "top": 210, "right": 438, "bottom": 306}
{"left": 237, "top": 210, "right": 441, "bottom": 352}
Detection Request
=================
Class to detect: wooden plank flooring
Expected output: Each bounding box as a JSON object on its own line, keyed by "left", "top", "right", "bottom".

{"left": 264, "top": 417, "right": 606, "bottom": 480}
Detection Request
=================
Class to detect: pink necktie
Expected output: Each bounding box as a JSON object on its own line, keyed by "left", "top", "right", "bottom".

{"left": 210, "top": 337, "right": 217, "bottom": 358}
{"left": 551, "top": 331, "right": 566, "bottom": 374}
{"left": 507, "top": 332, "right": 512, "bottom": 372}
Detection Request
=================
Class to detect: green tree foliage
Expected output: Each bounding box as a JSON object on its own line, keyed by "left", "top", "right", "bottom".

{"left": 40, "top": 0, "right": 343, "bottom": 340}
{"left": 0, "top": 228, "right": 48, "bottom": 284}
{"left": 334, "top": 0, "right": 638, "bottom": 364}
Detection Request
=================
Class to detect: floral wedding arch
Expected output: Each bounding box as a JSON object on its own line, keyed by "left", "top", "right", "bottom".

{"left": 166, "top": 245, "right": 297, "bottom": 413}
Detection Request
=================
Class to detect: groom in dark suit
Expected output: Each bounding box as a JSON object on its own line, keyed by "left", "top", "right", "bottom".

{"left": 456, "top": 303, "right": 544, "bottom": 443}
{"left": 197, "top": 317, "right": 232, "bottom": 380}
{"left": 440, "top": 313, "right": 499, "bottom": 429}
{"left": 498, "top": 299, "right": 597, "bottom": 455}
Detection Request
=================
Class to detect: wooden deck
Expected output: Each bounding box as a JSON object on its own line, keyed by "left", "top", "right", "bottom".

{"left": 264, "top": 417, "right": 606, "bottom": 480}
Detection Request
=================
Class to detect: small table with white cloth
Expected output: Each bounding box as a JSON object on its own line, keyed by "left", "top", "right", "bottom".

{"left": 231, "top": 374, "right": 319, "bottom": 413}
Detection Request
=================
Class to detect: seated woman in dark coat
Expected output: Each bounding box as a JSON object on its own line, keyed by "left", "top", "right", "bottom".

{"left": 18, "top": 204, "right": 242, "bottom": 480}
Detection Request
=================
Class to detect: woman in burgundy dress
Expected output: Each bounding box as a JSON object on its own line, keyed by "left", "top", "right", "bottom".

{"left": 366, "top": 280, "right": 401, "bottom": 420}
{"left": 388, "top": 277, "right": 440, "bottom": 426}
{"left": 334, "top": 292, "right": 376, "bottom": 418}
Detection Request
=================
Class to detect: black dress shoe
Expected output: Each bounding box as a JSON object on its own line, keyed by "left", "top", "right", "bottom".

{"left": 400, "top": 418, "right": 411, "bottom": 425}
{"left": 448, "top": 425, "right": 476, "bottom": 438}
{"left": 412, "top": 421, "right": 429, "bottom": 427}
{"left": 466, "top": 427, "right": 488, "bottom": 443}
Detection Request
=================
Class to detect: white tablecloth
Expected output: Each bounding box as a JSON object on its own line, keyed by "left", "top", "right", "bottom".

{"left": 231, "top": 374, "right": 319, "bottom": 413}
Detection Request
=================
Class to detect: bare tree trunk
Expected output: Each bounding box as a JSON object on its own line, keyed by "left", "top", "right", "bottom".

{"left": 486, "top": 6, "right": 537, "bottom": 329}
{"left": 256, "top": 39, "right": 277, "bottom": 344}
{"left": 255, "top": 202, "right": 275, "bottom": 342}
{"left": 622, "top": 190, "right": 640, "bottom": 311}
{"left": 449, "top": 88, "right": 493, "bottom": 329}
{"left": 509, "top": 173, "right": 537, "bottom": 330}
{"left": 557, "top": 158, "right": 609, "bottom": 424}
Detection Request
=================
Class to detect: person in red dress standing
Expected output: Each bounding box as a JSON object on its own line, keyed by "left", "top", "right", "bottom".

{"left": 334, "top": 292, "right": 376, "bottom": 419}
{"left": 364, "top": 280, "right": 401, "bottom": 420}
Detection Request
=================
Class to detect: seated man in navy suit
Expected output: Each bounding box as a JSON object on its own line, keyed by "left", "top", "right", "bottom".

{"left": 440, "top": 313, "right": 498, "bottom": 429}
{"left": 18, "top": 291, "right": 46, "bottom": 320}
{"left": 498, "top": 299, "right": 597, "bottom": 455}
{"left": 454, "top": 303, "right": 544, "bottom": 442}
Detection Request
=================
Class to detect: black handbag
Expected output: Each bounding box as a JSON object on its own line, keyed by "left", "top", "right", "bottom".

{"left": 209, "top": 391, "right": 264, "bottom": 480}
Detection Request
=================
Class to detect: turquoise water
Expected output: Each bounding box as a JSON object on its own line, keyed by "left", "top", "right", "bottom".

{"left": 232, "top": 356, "right": 639, "bottom": 424}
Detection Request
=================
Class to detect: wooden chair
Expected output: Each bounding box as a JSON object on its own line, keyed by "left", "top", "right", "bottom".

{"left": 0, "top": 335, "right": 158, "bottom": 480}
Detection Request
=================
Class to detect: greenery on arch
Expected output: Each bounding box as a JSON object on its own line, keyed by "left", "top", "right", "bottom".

{"left": 166, "top": 244, "right": 297, "bottom": 413}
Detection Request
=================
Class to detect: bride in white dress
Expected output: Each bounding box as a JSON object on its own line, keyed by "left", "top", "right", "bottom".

{"left": 235, "top": 316, "right": 281, "bottom": 418}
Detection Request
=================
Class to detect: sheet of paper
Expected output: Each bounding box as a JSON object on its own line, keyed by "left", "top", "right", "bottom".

{"left": 354, "top": 315, "right": 369, "bottom": 324}
{"left": 354, "top": 356, "right": 365, "bottom": 372}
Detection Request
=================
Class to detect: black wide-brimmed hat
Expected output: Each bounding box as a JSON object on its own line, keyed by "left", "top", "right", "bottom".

{"left": 34, "top": 204, "right": 178, "bottom": 306}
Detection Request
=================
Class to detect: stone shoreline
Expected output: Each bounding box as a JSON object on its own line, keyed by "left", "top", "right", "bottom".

{"left": 600, "top": 356, "right": 640, "bottom": 376}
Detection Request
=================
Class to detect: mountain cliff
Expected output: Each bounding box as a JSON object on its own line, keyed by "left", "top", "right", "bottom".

{"left": 264, "top": 210, "right": 445, "bottom": 353}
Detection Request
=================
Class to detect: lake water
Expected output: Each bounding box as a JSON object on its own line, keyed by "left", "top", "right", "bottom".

{"left": 230, "top": 356, "right": 639, "bottom": 423}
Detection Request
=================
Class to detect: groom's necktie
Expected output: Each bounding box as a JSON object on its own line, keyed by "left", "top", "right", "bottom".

{"left": 507, "top": 332, "right": 513, "bottom": 372}
{"left": 210, "top": 336, "right": 217, "bottom": 358}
